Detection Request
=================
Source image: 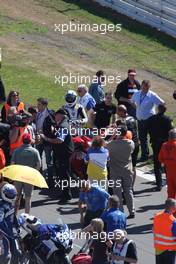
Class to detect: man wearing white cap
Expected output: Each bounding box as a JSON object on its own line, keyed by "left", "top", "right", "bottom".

{"left": 109, "top": 229, "right": 138, "bottom": 264}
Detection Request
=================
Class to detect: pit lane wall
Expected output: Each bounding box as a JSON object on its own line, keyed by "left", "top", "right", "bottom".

{"left": 95, "top": 0, "right": 176, "bottom": 37}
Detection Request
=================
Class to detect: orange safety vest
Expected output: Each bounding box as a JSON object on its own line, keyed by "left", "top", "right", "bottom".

{"left": 153, "top": 211, "right": 176, "bottom": 251}
{"left": 4, "top": 102, "right": 25, "bottom": 121}
{"left": 10, "top": 127, "right": 26, "bottom": 154}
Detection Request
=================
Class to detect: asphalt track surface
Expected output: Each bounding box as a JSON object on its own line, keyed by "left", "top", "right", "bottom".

{"left": 19, "top": 167, "right": 167, "bottom": 263}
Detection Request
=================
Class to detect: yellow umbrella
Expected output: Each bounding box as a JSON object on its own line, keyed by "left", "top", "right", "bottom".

{"left": 0, "top": 165, "right": 48, "bottom": 188}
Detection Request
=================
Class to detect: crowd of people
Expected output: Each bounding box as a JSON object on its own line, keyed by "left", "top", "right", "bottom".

{"left": 0, "top": 68, "right": 175, "bottom": 263}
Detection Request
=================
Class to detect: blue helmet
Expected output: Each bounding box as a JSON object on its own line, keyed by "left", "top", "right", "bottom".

{"left": 1, "top": 183, "right": 17, "bottom": 203}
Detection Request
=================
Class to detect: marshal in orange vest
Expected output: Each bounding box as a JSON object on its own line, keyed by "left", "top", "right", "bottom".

{"left": 153, "top": 211, "right": 176, "bottom": 251}
{"left": 10, "top": 127, "right": 26, "bottom": 155}
{"left": 4, "top": 102, "right": 25, "bottom": 121}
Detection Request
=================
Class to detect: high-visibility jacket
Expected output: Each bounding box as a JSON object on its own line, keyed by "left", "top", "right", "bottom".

{"left": 153, "top": 211, "right": 176, "bottom": 250}
{"left": 158, "top": 140, "right": 176, "bottom": 176}
{"left": 10, "top": 127, "right": 26, "bottom": 154}
{"left": 0, "top": 148, "right": 6, "bottom": 169}
{"left": 4, "top": 102, "right": 25, "bottom": 121}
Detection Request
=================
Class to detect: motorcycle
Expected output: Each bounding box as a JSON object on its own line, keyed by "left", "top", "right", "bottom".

{"left": 17, "top": 214, "right": 73, "bottom": 264}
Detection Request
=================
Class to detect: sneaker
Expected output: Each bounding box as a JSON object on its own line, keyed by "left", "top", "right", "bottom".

{"left": 58, "top": 194, "right": 72, "bottom": 204}
{"left": 155, "top": 186, "right": 162, "bottom": 192}
{"left": 127, "top": 213, "right": 135, "bottom": 219}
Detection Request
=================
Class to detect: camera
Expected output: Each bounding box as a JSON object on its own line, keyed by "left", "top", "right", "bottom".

{"left": 7, "top": 110, "right": 32, "bottom": 127}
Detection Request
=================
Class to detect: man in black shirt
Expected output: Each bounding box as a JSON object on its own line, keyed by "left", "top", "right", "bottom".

{"left": 148, "top": 104, "right": 173, "bottom": 191}
{"left": 41, "top": 108, "right": 74, "bottom": 202}
{"left": 114, "top": 69, "right": 140, "bottom": 118}
{"left": 93, "top": 92, "right": 117, "bottom": 129}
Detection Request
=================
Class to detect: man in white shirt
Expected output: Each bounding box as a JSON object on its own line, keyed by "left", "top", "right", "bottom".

{"left": 131, "top": 80, "right": 164, "bottom": 162}
{"left": 77, "top": 84, "right": 96, "bottom": 128}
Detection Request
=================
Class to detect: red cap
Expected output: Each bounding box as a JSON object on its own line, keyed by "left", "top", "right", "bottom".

{"left": 22, "top": 133, "right": 31, "bottom": 143}
{"left": 128, "top": 69, "right": 136, "bottom": 75}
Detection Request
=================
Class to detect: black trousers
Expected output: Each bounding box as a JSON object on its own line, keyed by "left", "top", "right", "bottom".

{"left": 156, "top": 250, "right": 176, "bottom": 264}
{"left": 55, "top": 154, "right": 72, "bottom": 198}
{"left": 138, "top": 119, "right": 149, "bottom": 159}
{"left": 151, "top": 142, "right": 163, "bottom": 187}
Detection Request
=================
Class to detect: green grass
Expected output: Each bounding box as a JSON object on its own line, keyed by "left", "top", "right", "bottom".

{"left": 0, "top": 16, "right": 48, "bottom": 36}
{"left": 38, "top": 0, "right": 176, "bottom": 81}
{"left": 1, "top": 0, "right": 176, "bottom": 110}
{"left": 1, "top": 64, "right": 65, "bottom": 110}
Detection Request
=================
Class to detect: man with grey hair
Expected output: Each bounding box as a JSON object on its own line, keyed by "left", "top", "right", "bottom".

{"left": 153, "top": 198, "right": 176, "bottom": 264}
{"left": 159, "top": 128, "right": 176, "bottom": 199}
{"left": 77, "top": 84, "right": 96, "bottom": 112}
{"left": 77, "top": 84, "right": 96, "bottom": 128}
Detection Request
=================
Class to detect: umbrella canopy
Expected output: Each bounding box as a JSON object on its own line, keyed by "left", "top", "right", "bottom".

{"left": 0, "top": 165, "right": 48, "bottom": 188}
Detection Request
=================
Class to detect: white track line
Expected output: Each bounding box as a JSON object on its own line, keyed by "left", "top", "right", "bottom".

{"left": 137, "top": 169, "right": 155, "bottom": 181}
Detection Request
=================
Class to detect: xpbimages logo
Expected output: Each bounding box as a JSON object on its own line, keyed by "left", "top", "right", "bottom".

{"left": 54, "top": 21, "right": 122, "bottom": 35}
{"left": 54, "top": 73, "right": 121, "bottom": 86}
{"left": 55, "top": 126, "right": 122, "bottom": 138}
{"left": 54, "top": 179, "right": 121, "bottom": 190}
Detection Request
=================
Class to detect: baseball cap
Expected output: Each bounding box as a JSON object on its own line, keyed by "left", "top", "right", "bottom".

{"left": 128, "top": 69, "right": 136, "bottom": 75}
{"left": 22, "top": 133, "right": 31, "bottom": 144}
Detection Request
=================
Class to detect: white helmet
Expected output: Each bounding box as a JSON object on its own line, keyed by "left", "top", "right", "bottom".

{"left": 1, "top": 183, "right": 17, "bottom": 204}
{"left": 65, "top": 90, "right": 77, "bottom": 108}
{"left": 19, "top": 213, "right": 42, "bottom": 234}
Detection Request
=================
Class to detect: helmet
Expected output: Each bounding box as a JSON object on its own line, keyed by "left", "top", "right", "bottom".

{"left": 1, "top": 183, "right": 17, "bottom": 203}
{"left": 19, "top": 213, "right": 42, "bottom": 234}
{"left": 65, "top": 90, "right": 77, "bottom": 107}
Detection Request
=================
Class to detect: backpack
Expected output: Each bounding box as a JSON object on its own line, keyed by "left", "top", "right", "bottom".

{"left": 71, "top": 253, "right": 92, "bottom": 264}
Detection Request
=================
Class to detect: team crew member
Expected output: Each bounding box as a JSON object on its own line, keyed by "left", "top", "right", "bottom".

{"left": 1, "top": 90, "right": 25, "bottom": 123}
{"left": 153, "top": 198, "right": 176, "bottom": 264}
{"left": 84, "top": 136, "right": 109, "bottom": 188}
{"left": 101, "top": 195, "right": 127, "bottom": 233}
{"left": 89, "top": 70, "right": 105, "bottom": 104}
{"left": 79, "top": 180, "right": 109, "bottom": 227}
{"left": 107, "top": 126, "right": 135, "bottom": 219}
{"left": 93, "top": 92, "right": 117, "bottom": 129}
{"left": 41, "top": 108, "right": 74, "bottom": 203}
{"left": 115, "top": 69, "right": 140, "bottom": 118}
{"left": 109, "top": 229, "right": 138, "bottom": 264}
{"left": 117, "top": 105, "right": 139, "bottom": 187}
{"left": 148, "top": 104, "right": 173, "bottom": 191}
{"left": 132, "top": 80, "right": 164, "bottom": 162}
{"left": 158, "top": 129, "right": 176, "bottom": 199}
{"left": 11, "top": 133, "right": 41, "bottom": 214}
